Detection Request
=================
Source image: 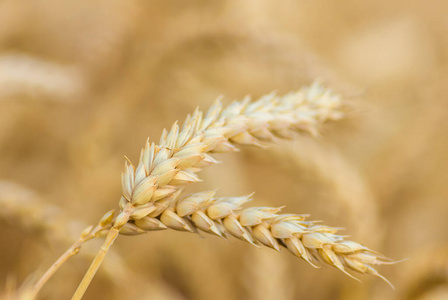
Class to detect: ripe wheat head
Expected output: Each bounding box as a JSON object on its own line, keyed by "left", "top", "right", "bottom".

{"left": 30, "top": 82, "right": 397, "bottom": 299}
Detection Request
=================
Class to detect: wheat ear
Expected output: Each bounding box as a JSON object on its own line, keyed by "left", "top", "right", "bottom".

{"left": 117, "top": 81, "right": 344, "bottom": 231}
{"left": 121, "top": 190, "right": 396, "bottom": 288}
{"left": 118, "top": 81, "right": 343, "bottom": 215}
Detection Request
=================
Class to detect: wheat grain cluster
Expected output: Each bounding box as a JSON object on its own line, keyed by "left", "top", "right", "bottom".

{"left": 28, "top": 83, "right": 395, "bottom": 299}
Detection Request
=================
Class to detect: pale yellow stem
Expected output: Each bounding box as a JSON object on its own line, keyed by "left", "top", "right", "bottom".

{"left": 71, "top": 227, "right": 120, "bottom": 300}
{"left": 30, "top": 221, "right": 110, "bottom": 298}
{"left": 71, "top": 207, "right": 132, "bottom": 300}
{"left": 30, "top": 241, "right": 82, "bottom": 297}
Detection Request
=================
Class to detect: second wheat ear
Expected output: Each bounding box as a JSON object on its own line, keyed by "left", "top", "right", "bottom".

{"left": 33, "top": 83, "right": 397, "bottom": 300}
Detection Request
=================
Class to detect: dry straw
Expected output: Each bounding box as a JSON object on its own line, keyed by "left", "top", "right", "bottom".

{"left": 30, "top": 82, "right": 396, "bottom": 299}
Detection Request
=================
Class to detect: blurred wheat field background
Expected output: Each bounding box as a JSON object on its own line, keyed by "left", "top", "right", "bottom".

{"left": 1, "top": 1, "right": 448, "bottom": 299}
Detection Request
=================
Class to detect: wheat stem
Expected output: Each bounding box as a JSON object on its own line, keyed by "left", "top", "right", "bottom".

{"left": 72, "top": 207, "right": 132, "bottom": 300}
{"left": 30, "top": 209, "right": 115, "bottom": 298}
{"left": 30, "top": 241, "right": 82, "bottom": 297}
{"left": 71, "top": 228, "right": 120, "bottom": 300}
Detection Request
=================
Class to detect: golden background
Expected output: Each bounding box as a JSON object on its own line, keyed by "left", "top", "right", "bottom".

{"left": 0, "top": 1, "right": 447, "bottom": 299}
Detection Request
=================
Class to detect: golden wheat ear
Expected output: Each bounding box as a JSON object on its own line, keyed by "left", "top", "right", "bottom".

{"left": 118, "top": 82, "right": 344, "bottom": 211}
{"left": 123, "top": 189, "right": 397, "bottom": 288}
{"left": 31, "top": 83, "right": 397, "bottom": 300}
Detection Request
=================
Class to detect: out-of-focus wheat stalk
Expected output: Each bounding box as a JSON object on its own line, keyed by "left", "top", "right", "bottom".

{"left": 0, "top": 277, "right": 34, "bottom": 300}
{"left": 242, "top": 246, "right": 293, "bottom": 300}
{"left": 0, "top": 182, "right": 182, "bottom": 300}
{"left": 276, "top": 139, "right": 380, "bottom": 238}
{"left": 0, "top": 54, "right": 85, "bottom": 101}
{"left": 0, "top": 182, "right": 112, "bottom": 297}
{"left": 0, "top": 182, "right": 75, "bottom": 244}
{"left": 401, "top": 246, "right": 448, "bottom": 300}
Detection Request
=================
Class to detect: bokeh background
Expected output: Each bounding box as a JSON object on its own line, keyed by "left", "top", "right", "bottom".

{"left": 1, "top": 1, "right": 447, "bottom": 299}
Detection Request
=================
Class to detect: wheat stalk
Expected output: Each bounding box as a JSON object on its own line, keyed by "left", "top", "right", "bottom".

{"left": 30, "top": 82, "right": 395, "bottom": 299}
{"left": 0, "top": 182, "right": 113, "bottom": 298}
{"left": 0, "top": 182, "right": 165, "bottom": 299}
